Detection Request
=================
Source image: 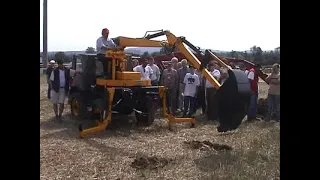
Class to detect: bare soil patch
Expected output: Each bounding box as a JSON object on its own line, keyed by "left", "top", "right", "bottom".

{"left": 184, "top": 140, "right": 233, "bottom": 151}
{"left": 131, "top": 155, "right": 172, "bottom": 170}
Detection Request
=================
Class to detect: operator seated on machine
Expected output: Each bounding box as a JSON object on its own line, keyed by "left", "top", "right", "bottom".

{"left": 96, "top": 28, "right": 117, "bottom": 79}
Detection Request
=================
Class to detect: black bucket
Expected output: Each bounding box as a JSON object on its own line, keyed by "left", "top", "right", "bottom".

{"left": 216, "top": 69, "right": 251, "bottom": 132}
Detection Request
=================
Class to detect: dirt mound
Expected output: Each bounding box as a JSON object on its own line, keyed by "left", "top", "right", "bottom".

{"left": 131, "top": 155, "right": 171, "bottom": 170}
{"left": 184, "top": 140, "right": 233, "bottom": 151}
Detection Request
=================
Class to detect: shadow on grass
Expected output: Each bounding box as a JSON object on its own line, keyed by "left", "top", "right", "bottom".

{"left": 40, "top": 113, "right": 137, "bottom": 136}
{"left": 40, "top": 108, "right": 216, "bottom": 139}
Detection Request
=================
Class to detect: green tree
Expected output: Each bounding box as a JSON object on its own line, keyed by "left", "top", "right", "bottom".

{"left": 142, "top": 51, "right": 149, "bottom": 58}
{"left": 86, "top": 47, "right": 95, "bottom": 53}
{"left": 54, "top": 52, "right": 66, "bottom": 62}
{"left": 244, "top": 51, "right": 248, "bottom": 60}
{"left": 151, "top": 51, "right": 161, "bottom": 57}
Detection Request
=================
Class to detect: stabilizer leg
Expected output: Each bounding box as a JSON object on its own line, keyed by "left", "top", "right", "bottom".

{"left": 159, "top": 86, "right": 196, "bottom": 130}
{"left": 79, "top": 88, "right": 115, "bottom": 138}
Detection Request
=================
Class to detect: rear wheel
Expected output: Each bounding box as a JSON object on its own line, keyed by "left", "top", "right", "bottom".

{"left": 71, "top": 97, "right": 80, "bottom": 117}
{"left": 70, "top": 93, "right": 85, "bottom": 120}
{"left": 135, "top": 97, "right": 155, "bottom": 126}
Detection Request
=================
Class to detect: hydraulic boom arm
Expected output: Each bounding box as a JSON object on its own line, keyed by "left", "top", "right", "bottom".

{"left": 113, "top": 30, "right": 221, "bottom": 89}
{"left": 112, "top": 30, "right": 252, "bottom": 133}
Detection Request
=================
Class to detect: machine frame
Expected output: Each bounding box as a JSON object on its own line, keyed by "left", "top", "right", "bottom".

{"left": 69, "top": 30, "right": 251, "bottom": 137}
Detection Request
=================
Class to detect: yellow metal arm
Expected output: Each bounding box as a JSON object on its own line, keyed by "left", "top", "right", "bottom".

{"left": 116, "top": 31, "right": 221, "bottom": 89}
{"left": 117, "top": 37, "right": 166, "bottom": 48}
{"left": 164, "top": 32, "right": 221, "bottom": 89}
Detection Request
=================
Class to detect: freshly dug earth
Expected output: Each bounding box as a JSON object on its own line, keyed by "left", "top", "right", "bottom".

{"left": 131, "top": 155, "right": 172, "bottom": 170}
{"left": 183, "top": 140, "right": 233, "bottom": 151}
{"left": 40, "top": 75, "right": 279, "bottom": 180}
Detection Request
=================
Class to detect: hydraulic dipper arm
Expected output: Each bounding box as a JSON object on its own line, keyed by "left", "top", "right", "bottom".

{"left": 114, "top": 30, "right": 221, "bottom": 89}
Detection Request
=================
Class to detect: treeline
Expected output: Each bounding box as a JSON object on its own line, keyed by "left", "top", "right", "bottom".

{"left": 41, "top": 47, "right": 97, "bottom": 63}
{"left": 141, "top": 45, "right": 280, "bottom": 66}
{"left": 42, "top": 45, "right": 280, "bottom": 66}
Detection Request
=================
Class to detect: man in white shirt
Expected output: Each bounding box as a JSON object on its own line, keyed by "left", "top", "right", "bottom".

{"left": 96, "top": 28, "right": 117, "bottom": 79}
{"left": 205, "top": 63, "right": 221, "bottom": 121}
{"left": 96, "top": 28, "right": 116, "bottom": 54}
{"left": 147, "top": 57, "right": 160, "bottom": 85}
{"left": 133, "top": 60, "right": 153, "bottom": 80}
{"left": 182, "top": 65, "right": 200, "bottom": 117}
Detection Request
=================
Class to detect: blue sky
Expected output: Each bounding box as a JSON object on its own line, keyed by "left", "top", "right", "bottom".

{"left": 40, "top": 0, "right": 280, "bottom": 52}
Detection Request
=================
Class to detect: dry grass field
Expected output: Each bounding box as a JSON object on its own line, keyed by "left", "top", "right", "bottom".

{"left": 40, "top": 75, "right": 280, "bottom": 180}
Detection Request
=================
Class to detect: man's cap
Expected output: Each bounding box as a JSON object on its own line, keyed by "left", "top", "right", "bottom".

{"left": 49, "top": 60, "right": 55, "bottom": 64}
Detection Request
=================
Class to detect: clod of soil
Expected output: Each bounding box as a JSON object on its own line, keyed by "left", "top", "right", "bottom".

{"left": 131, "top": 155, "right": 171, "bottom": 170}
{"left": 184, "top": 140, "right": 233, "bottom": 151}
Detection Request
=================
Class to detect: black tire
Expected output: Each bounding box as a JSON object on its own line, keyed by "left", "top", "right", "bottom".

{"left": 217, "top": 69, "right": 251, "bottom": 132}
{"left": 69, "top": 93, "right": 86, "bottom": 120}
{"left": 135, "top": 97, "right": 155, "bottom": 126}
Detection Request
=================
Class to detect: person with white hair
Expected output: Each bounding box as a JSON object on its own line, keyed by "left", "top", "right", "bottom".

{"left": 46, "top": 60, "right": 55, "bottom": 99}
{"left": 177, "top": 62, "right": 182, "bottom": 69}
{"left": 171, "top": 57, "right": 179, "bottom": 70}
{"left": 161, "top": 62, "right": 179, "bottom": 115}
{"left": 265, "top": 63, "right": 280, "bottom": 122}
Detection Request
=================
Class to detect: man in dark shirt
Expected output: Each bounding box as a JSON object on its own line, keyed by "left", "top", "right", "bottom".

{"left": 46, "top": 60, "right": 55, "bottom": 99}
{"left": 195, "top": 69, "right": 206, "bottom": 115}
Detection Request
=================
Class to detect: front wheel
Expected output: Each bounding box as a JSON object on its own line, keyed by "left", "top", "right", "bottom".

{"left": 135, "top": 97, "right": 156, "bottom": 126}
{"left": 69, "top": 93, "right": 85, "bottom": 120}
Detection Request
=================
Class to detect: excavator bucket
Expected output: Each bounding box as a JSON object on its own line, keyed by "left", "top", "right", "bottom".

{"left": 215, "top": 69, "right": 251, "bottom": 132}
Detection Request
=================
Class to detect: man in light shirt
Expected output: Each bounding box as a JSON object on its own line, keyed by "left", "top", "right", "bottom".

{"left": 265, "top": 63, "right": 280, "bottom": 122}
{"left": 147, "top": 57, "right": 160, "bottom": 85}
{"left": 133, "top": 60, "right": 153, "bottom": 80}
{"left": 205, "top": 63, "right": 221, "bottom": 121}
{"left": 171, "top": 57, "right": 179, "bottom": 70}
{"left": 96, "top": 28, "right": 117, "bottom": 78}
{"left": 161, "top": 63, "right": 179, "bottom": 115}
{"left": 182, "top": 65, "right": 200, "bottom": 117}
